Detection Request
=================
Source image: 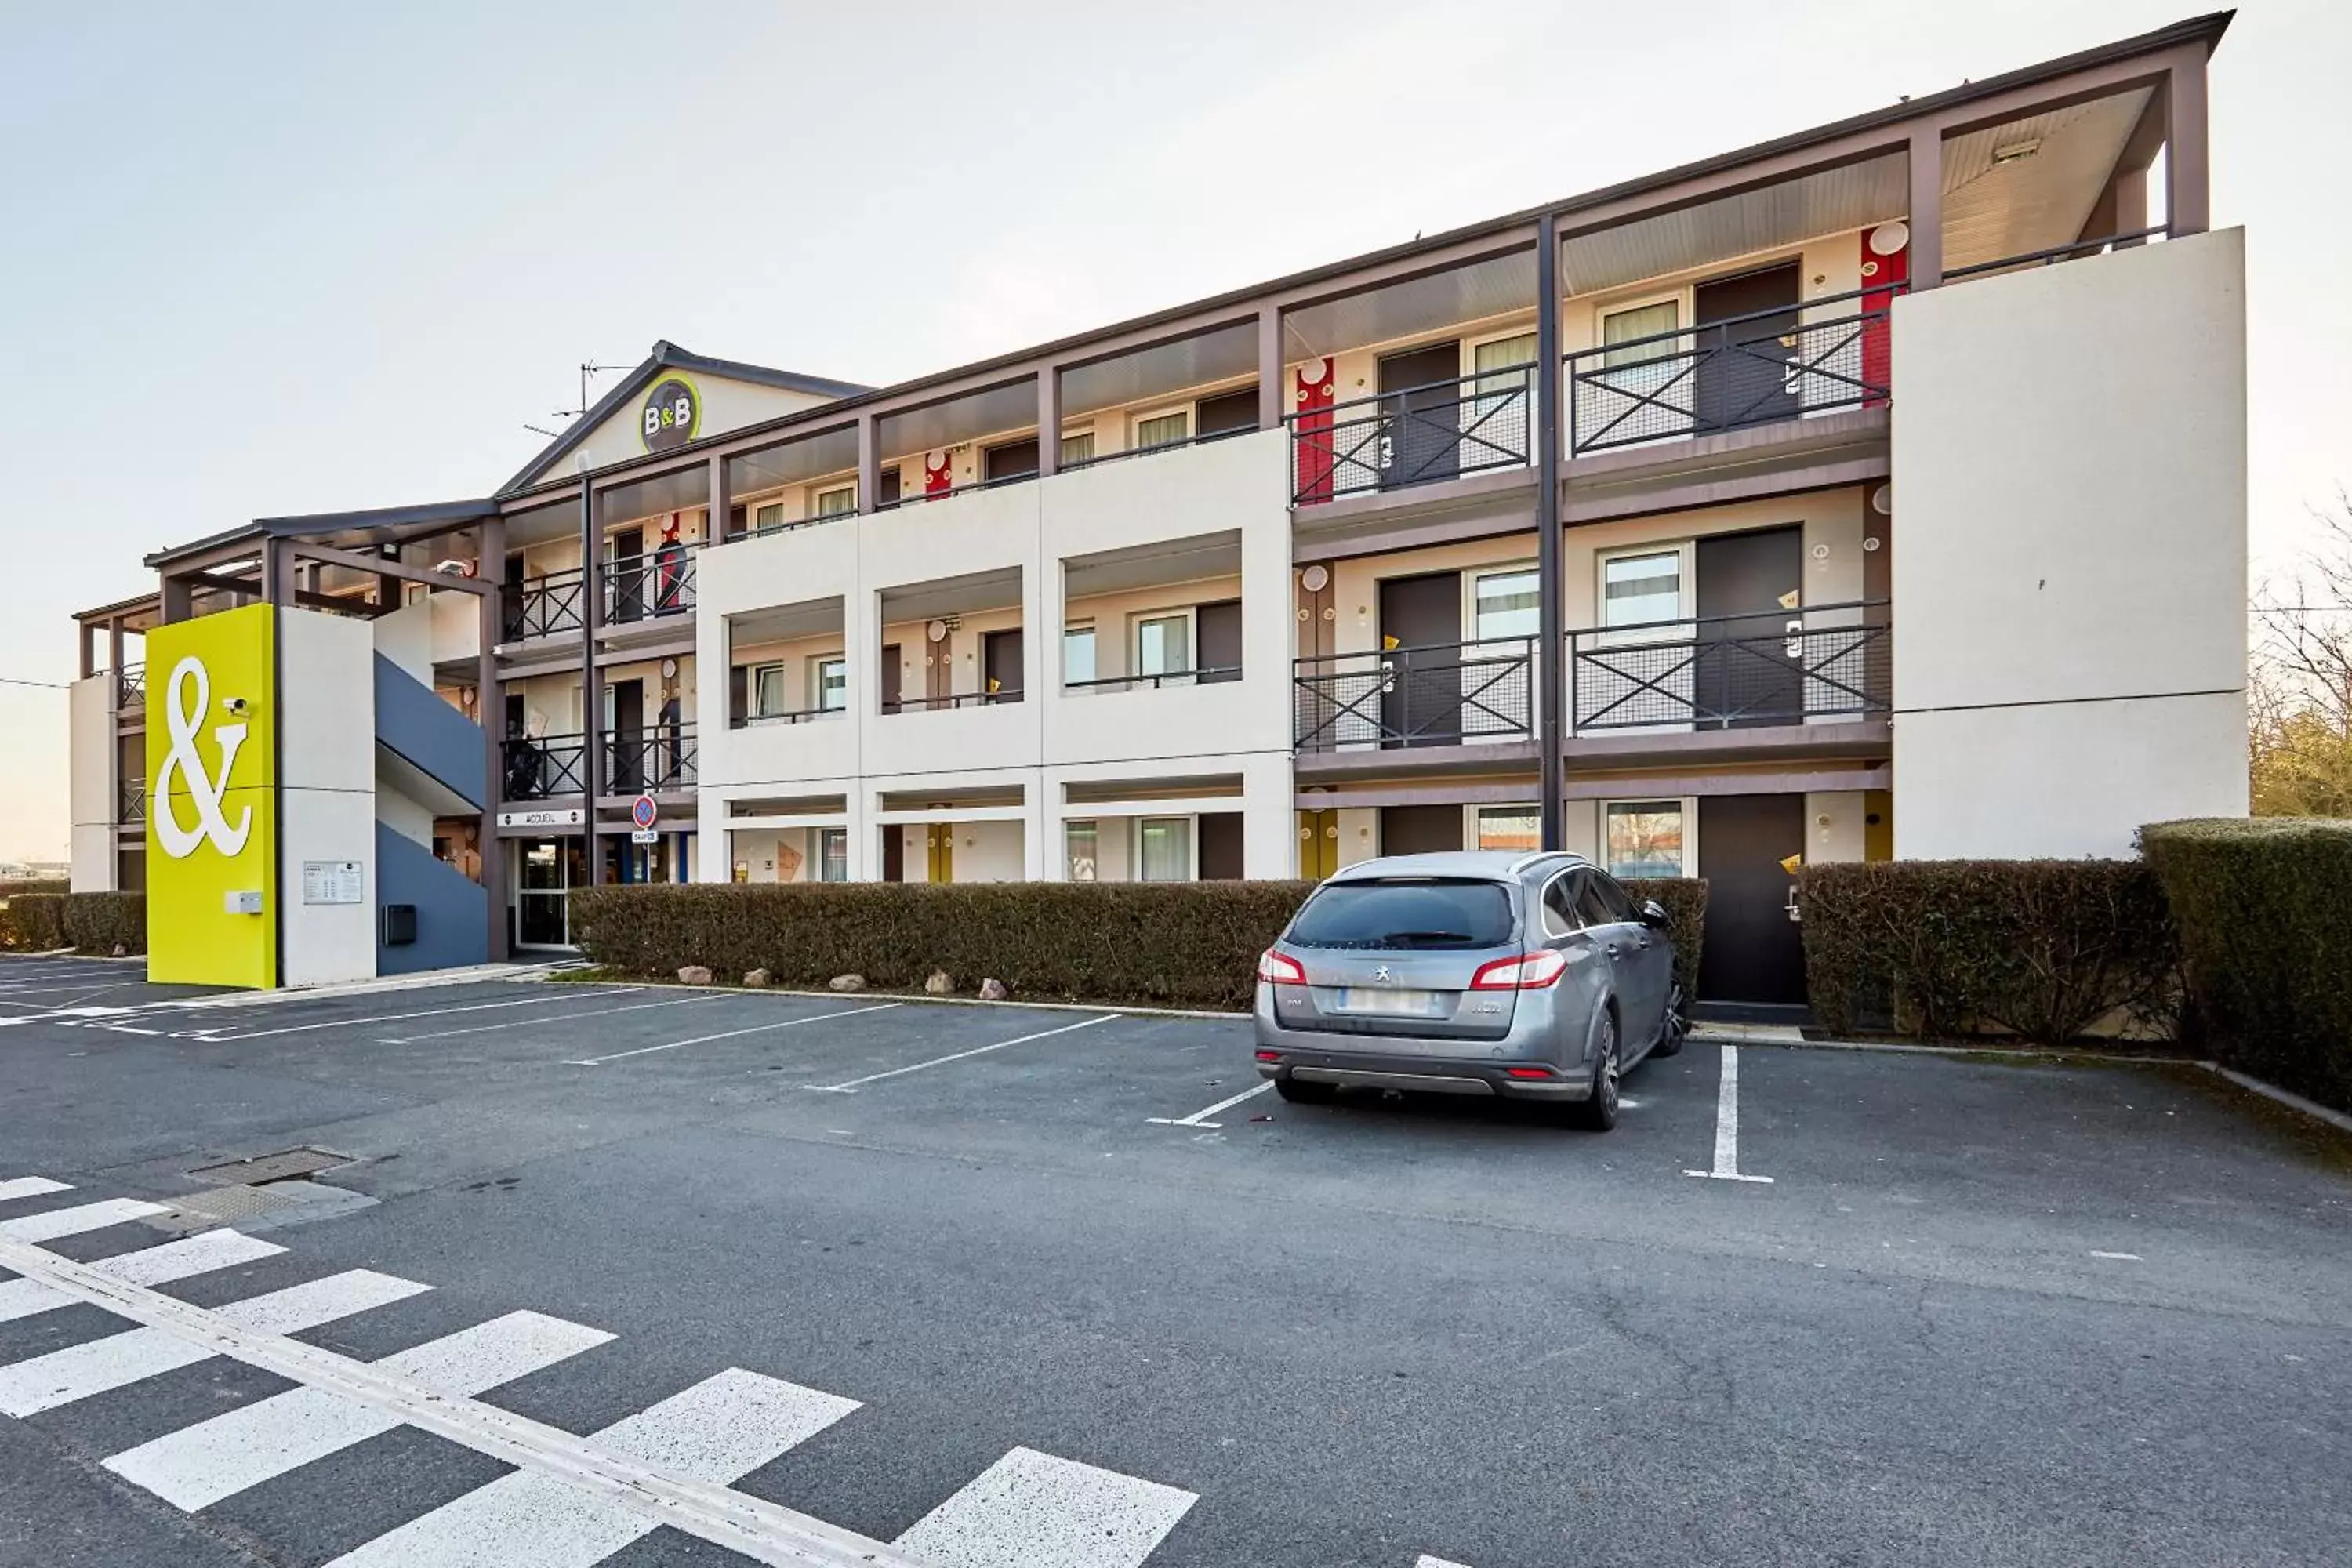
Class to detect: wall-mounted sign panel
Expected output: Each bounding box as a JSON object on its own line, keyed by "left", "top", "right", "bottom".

{"left": 146, "top": 602, "right": 278, "bottom": 989}
{"left": 641, "top": 375, "right": 700, "bottom": 452}
{"left": 497, "top": 807, "right": 587, "bottom": 829}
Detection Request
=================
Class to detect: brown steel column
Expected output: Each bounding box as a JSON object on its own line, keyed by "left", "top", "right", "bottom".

{"left": 1907, "top": 126, "right": 1944, "bottom": 289}
{"left": 1036, "top": 370, "right": 1060, "bottom": 478}
{"left": 1256, "top": 304, "right": 1283, "bottom": 429}
{"left": 579, "top": 485, "right": 604, "bottom": 890}
{"left": 159, "top": 573, "right": 191, "bottom": 624}
{"left": 477, "top": 516, "right": 507, "bottom": 961}
{"left": 2164, "top": 50, "right": 2209, "bottom": 237}
{"left": 1534, "top": 218, "right": 1564, "bottom": 853}
{"left": 857, "top": 412, "right": 880, "bottom": 514}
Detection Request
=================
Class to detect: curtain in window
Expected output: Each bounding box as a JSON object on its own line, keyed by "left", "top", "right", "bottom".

{"left": 1060, "top": 430, "right": 1096, "bottom": 466}
{"left": 1135, "top": 412, "right": 1189, "bottom": 449}
{"left": 1602, "top": 552, "right": 1681, "bottom": 630}
{"left": 1063, "top": 626, "right": 1096, "bottom": 685}
{"left": 1134, "top": 615, "right": 1190, "bottom": 678}
{"left": 1138, "top": 818, "right": 1191, "bottom": 882}
{"left": 1601, "top": 302, "right": 1679, "bottom": 368}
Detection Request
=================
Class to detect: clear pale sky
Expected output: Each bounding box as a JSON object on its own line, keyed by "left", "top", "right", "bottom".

{"left": 2, "top": 1, "right": 2341, "bottom": 862}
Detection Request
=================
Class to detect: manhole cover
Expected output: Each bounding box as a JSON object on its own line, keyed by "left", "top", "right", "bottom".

{"left": 187, "top": 1147, "right": 353, "bottom": 1186}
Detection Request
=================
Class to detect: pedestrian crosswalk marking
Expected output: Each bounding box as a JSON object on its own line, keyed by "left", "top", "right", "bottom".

{"left": 0, "top": 1268, "right": 429, "bottom": 1417}
{"left": 0, "top": 1227, "right": 284, "bottom": 1324}
{"left": 321, "top": 1367, "right": 862, "bottom": 1566}
{"left": 895, "top": 1446, "right": 1198, "bottom": 1568}
{"left": 0, "top": 1176, "right": 1428, "bottom": 1568}
{"left": 0, "top": 1196, "right": 169, "bottom": 1242}
{"left": 0, "top": 1177, "right": 74, "bottom": 1203}
{"left": 105, "top": 1308, "right": 615, "bottom": 1511}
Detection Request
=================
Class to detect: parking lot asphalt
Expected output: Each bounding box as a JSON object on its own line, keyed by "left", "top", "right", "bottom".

{"left": 2, "top": 953, "right": 2348, "bottom": 1568}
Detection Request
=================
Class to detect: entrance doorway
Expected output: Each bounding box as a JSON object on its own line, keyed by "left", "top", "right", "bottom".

{"left": 1377, "top": 340, "right": 1465, "bottom": 488}
{"left": 925, "top": 824, "right": 955, "bottom": 883}
{"left": 1693, "top": 262, "right": 1802, "bottom": 434}
{"left": 1695, "top": 794, "right": 1806, "bottom": 1006}
{"left": 1378, "top": 570, "right": 1463, "bottom": 747}
{"left": 514, "top": 836, "right": 586, "bottom": 949}
{"left": 1694, "top": 525, "right": 1804, "bottom": 727}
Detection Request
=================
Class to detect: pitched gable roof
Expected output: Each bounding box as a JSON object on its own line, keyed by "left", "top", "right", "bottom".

{"left": 498, "top": 340, "right": 869, "bottom": 495}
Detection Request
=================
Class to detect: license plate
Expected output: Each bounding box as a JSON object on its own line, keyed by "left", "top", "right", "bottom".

{"left": 1333, "top": 987, "right": 1440, "bottom": 1017}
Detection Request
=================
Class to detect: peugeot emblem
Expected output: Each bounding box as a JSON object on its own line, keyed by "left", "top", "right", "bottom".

{"left": 1371, "top": 965, "right": 1393, "bottom": 984}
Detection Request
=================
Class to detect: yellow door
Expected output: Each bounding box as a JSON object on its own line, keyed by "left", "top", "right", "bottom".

{"left": 1297, "top": 809, "right": 1339, "bottom": 880}
{"left": 927, "top": 824, "right": 954, "bottom": 883}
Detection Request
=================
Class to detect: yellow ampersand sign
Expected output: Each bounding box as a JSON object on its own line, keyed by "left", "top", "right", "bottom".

{"left": 152, "top": 656, "right": 252, "bottom": 859}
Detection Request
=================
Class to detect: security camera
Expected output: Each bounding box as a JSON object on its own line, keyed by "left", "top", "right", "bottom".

{"left": 221, "top": 696, "right": 250, "bottom": 717}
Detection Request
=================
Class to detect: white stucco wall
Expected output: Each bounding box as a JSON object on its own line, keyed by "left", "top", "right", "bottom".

{"left": 692, "top": 430, "right": 1295, "bottom": 880}
{"left": 276, "top": 608, "right": 378, "bottom": 985}
{"left": 1890, "top": 230, "right": 2248, "bottom": 859}
{"left": 67, "top": 675, "right": 114, "bottom": 891}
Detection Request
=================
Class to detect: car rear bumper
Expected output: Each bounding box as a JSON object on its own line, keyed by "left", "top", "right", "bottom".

{"left": 1251, "top": 1046, "right": 1589, "bottom": 1100}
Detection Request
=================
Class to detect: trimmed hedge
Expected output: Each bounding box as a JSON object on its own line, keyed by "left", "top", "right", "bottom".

{"left": 0, "top": 878, "right": 67, "bottom": 900}
{"left": 0, "top": 891, "right": 146, "bottom": 955}
{"left": 1, "top": 893, "right": 66, "bottom": 952}
{"left": 64, "top": 892, "right": 146, "bottom": 956}
{"left": 1798, "top": 860, "right": 2180, "bottom": 1045}
{"left": 575, "top": 875, "right": 1710, "bottom": 1012}
{"left": 2142, "top": 818, "right": 2352, "bottom": 1112}
{"left": 1633, "top": 879, "right": 1708, "bottom": 1007}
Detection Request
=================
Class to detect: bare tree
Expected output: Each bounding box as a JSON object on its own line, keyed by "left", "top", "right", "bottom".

{"left": 2252, "top": 488, "right": 2352, "bottom": 737}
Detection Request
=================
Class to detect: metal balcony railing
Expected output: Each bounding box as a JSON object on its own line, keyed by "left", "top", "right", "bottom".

{"left": 501, "top": 732, "right": 586, "bottom": 801}
{"left": 1565, "top": 283, "right": 1901, "bottom": 456}
{"left": 602, "top": 546, "right": 698, "bottom": 626}
{"left": 604, "top": 724, "right": 697, "bottom": 794}
{"left": 1058, "top": 423, "right": 1257, "bottom": 475}
{"left": 1288, "top": 363, "right": 1535, "bottom": 506}
{"left": 734, "top": 705, "right": 847, "bottom": 731}
{"left": 118, "top": 778, "right": 145, "bottom": 825}
{"left": 504, "top": 568, "right": 586, "bottom": 643}
{"left": 880, "top": 688, "right": 1024, "bottom": 713}
{"left": 1567, "top": 601, "right": 1891, "bottom": 731}
{"left": 1294, "top": 637, "right": 1538, "bottom": 752}
{"left": 115, "top": 664, "right": 145, "bottom": 712}
{"left": 1290, "top": 603, "right": 1893, "bottom": 750}
{"left": 1065, "top": 666, "right": 1242, "bottom": 695}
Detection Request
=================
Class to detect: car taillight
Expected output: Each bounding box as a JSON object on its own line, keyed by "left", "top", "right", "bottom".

{"left": 1470, "top": 950, "right": 1568, "bottom": 989}
{"left": 1257, "top": 949, "right": 1308, "bottom": 986}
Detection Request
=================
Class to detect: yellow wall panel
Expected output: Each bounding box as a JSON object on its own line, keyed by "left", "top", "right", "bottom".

{"left": 144, "top": 603, "right": 277, "bottom": 988}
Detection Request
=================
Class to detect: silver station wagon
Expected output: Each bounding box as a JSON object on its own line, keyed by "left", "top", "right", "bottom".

{"left": 1252, "top": 851, "right": 1685, "bottom": 1130}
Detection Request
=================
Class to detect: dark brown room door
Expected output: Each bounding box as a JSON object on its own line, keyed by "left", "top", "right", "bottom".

{"left": 1377, "top": 340, "right": 1464, "bottom": 488}
{"left": 1378, "top": 571, "right": 1462, "bottom": 747}
{"left": 1693, "top": 262, "right": 1802, "bottom": 434}
{"left": 1694, "top": 525, "right": 1804, "bottom": 728}
{"left": 1696, "top": 793, "right": 1807, "bottom": 1005}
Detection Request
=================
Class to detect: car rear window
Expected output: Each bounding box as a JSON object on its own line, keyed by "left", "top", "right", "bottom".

{"left": 1286, "top": 879, "right": 1516, "bottom": 950}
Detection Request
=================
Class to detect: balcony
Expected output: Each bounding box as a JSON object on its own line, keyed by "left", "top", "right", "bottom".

{"left": 604, "top": 723, "right": 697, "bottom": 796}
{"left": 1290, "top": 363, "right": 1535, "bottom": 506}
{"left": 1564, "top": 284, "right": 1897, "bottom": 456}
{"left": 114, "top": 663, "right": 145, "bottom": 713}
{"left": 504, "top": 568, "right": 585, "bottom": 644}
{"left": 117, "top": 778, "right": 145, "bottom": 826}
{"left": 1293, "top": 602, "right": 1890, "bottom": 752}
{"left": 501, "top": 732, "right": 586, "bottom": 801}
{"left": 601, "top": 545, "right": 698, "bottom": 626}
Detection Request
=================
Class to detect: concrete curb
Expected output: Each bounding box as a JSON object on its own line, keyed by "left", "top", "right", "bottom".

{"left": 536, "top": 971, "right": 1250, "bottom": 1023}
{"left": 160, "top": 960, "right": 579, "bottom": 1011}
{"left": 2206, "top": 1063, "right": 2352, "bottom": 1136}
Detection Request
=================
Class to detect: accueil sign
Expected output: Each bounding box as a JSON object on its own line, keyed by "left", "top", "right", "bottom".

{"left": 144, "top": 603, "right": 278, "bottom": 989}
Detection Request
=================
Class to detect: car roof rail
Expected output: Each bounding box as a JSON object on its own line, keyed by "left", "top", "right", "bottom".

{"left": 1507, "top": 851, "right": 1575, "bottom": 876}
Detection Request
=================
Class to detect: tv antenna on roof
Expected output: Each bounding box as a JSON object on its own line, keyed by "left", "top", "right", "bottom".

{"left": 522, "top": 360, "right": 633, "bottom": 439}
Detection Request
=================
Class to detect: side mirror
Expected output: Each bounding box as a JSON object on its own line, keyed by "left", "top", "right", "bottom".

{"left": 1639, "top": 900, "right": 1671, "bottom": 929}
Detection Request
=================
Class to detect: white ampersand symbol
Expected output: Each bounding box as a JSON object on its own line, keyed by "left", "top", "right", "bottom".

{"left": 153, "top": 656, "right": 252, "bottom": 859}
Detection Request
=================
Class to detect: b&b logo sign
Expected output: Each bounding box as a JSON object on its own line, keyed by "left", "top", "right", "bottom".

{"left": 641, "top": 376, "right": 699, "bottom": 452}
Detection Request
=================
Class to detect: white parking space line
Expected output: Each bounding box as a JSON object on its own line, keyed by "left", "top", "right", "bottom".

{"left": 1417, "top": 1557, "right": 1478, "bottom": 1568}
{"left": 0, "top": 1269, "right": 430, "bottom": 1416}
{"left": 1684, "top": 1044, "right": 1773, "bottom": 1185}
{"left": 188, "top": 989, "right": 645, "bottom": 1042}
{"left": 0, "top": 1228, "right": 285, "bottom": 1324}
{"left": 0, "top": 1197, "right": 171, "bottom": 1242}
{"left": 0, "top": 1177, "right": 74, "bottom": 1203}
{"left": 563, "top": 1001, "right": 903, "bottom": 1066}
{"left": 806, "top": 1014, "right": 1116, "bottom": 1094}
{"left": 387, "top": 989, "right": 737, "bottom": 1042}
{"left": 1146, "top": 1080, "right": 1274, "bottom": 1128}
{"left": 2089, "top": 1250, "right": 2144, "bottom": 1261}
{"left": 319, "top": 1368, "right": 861, "bottom": 1568}
{"left": 893, "top": 1445, "right": 1197, "bottom": 1568}
{"left": 106, "top": 1309, "right": 615, "bottom": 1511}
